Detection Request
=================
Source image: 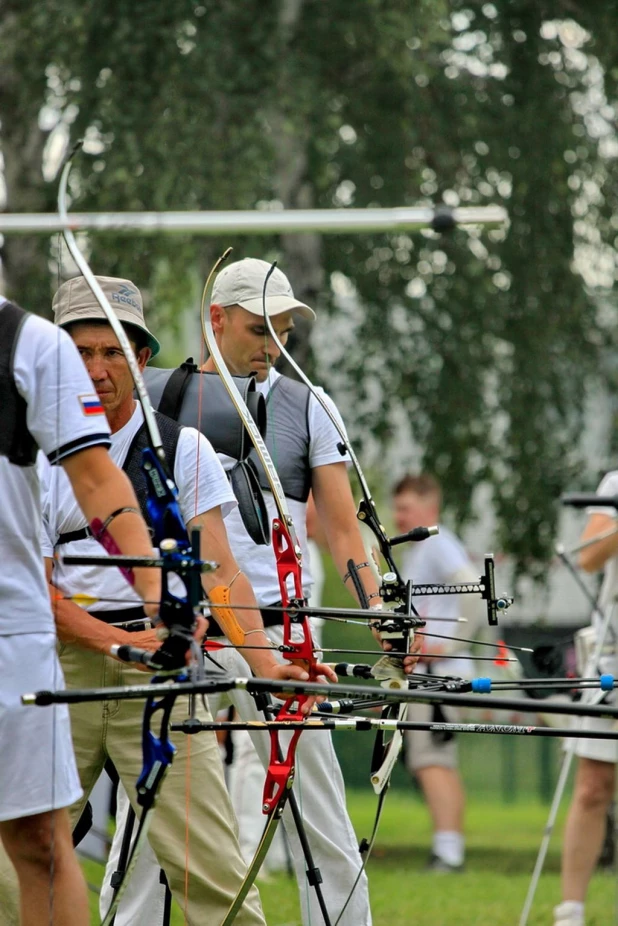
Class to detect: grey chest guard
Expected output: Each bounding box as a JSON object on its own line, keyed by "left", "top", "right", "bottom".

{"left": 143, "top": 363, "right": 270, "bottom": 544}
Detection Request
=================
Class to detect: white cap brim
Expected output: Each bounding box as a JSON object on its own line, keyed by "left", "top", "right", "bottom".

{"left": 234, "top": 294, "right": 315, "bottom": 321}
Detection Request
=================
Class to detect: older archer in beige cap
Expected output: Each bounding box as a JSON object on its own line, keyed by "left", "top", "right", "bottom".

{"left": 53, "top": 276, "right": 159, "bottom": 431}
{"left": 33, "top": 272, "right": 327, "bottom": 926}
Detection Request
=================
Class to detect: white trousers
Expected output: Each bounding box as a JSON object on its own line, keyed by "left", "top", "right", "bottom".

{"left": 225, "top": 589, "right": 324, "bottom": 875}
{"left": 105, "top": 625, "right": 371, "bottom": 926}
{"left": 226, "top": 727, "right": 293, "bottom": 872}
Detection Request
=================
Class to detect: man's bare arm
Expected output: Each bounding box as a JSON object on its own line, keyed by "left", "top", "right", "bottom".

{"left": 312, "top": 463, "right": 381, "bottom": 600}
{"left": 579, "top": 512, "right": 618, "bottom": 573}
{"left": 45, "top": 558, "right": 159, "bottom": 664}
{"left": 312, "top": 462, "right": 420, "bottom": 672}
{"left": 188, "top": 507, "right": 336, "bottom": 706}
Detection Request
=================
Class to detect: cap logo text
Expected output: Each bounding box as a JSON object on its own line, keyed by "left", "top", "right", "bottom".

{"left": 112, "top": 284, "right": 140, "bottom": 311}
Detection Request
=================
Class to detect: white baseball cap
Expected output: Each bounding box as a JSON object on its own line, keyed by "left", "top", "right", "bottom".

{"left": 212, "top": 258, "right": 315, "bottom": 320}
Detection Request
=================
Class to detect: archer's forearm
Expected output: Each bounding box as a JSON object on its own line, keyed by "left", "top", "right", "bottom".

{"left": 193, "top": 508, "right": 283, "bottom": 676}
{"left": 202, "top": 568, "right": 282, "bottom": 677}
{"left": 579, "top": 517, "right": 618, "bottom": 573}
{"left": 329, "top": 530, "right": 381, "bottom": 605}
{"left": 228, "top": 575, "right": 283, "bottom": 677}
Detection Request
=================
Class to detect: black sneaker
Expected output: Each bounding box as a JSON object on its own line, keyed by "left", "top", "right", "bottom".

{"left": 426, "top": 854, "right": 464, "bottom": 873}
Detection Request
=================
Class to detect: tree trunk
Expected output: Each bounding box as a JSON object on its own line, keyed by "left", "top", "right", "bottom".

{"left": 0, "top": 8, "right": 55, "bottom": 313}
{"left": 270, "top": 0, "right": 323, "bottom": 378}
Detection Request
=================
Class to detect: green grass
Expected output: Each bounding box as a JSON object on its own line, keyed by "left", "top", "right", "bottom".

{"left": 82, "top": 792, "right": 617, "bottom": 925}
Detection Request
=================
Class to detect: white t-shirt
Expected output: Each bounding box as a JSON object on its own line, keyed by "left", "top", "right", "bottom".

{"left": 400, "top": 525, "right": 477, "bottom": 676}
{"left": 0, "top": 307, "right": 111, "bottom": 635}
{"left": 220, "top": 369, "right": 350, "bottom": 607}
{"left": 40, "top": 404, "right": 236, "bottom": 612}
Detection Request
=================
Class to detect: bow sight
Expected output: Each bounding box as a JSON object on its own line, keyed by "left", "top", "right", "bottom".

{"left": 380, "top": 553, "right": 512, "bottom": 627}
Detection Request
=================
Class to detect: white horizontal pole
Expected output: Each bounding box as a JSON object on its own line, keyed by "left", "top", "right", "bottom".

{"left": 0, "top": 205, "right": 506, "bottom": 235}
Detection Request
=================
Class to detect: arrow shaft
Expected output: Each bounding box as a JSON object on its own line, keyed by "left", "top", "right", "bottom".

{"left": 170, "top": 717, "right": 618, "bottom": 741}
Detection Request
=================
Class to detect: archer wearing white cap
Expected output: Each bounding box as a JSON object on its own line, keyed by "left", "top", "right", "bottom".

{"left": 204, "top": 258, "right": 415, "bottom": 925}
{"left": 105, "top": 257, "right": 419, "bottom": 926}
{"left": 212, "top": 257, "right": 316, "bottom": 321}
{"left": 206, "top": 257, "right": 314, "bottom": 382}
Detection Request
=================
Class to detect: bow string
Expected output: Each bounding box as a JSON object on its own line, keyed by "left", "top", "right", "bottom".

{"left": 57, "top": 143, "right": 208, "bottom": 924}
{"left": 200, "top": 250, "right": 325, "bottom": 923}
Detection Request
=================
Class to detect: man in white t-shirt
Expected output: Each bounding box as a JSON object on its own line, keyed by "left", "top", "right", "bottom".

{"left": 554, "top": 471, "right": 618, "bottom": 926}
{"left": 392, "top": 473, "right": 482, "bottom": 873}
{"left": 0, "top": 295, "right": 160, "bottom": 926}
{"left": 107, "top": 258, "right": 421, "bottom": 926}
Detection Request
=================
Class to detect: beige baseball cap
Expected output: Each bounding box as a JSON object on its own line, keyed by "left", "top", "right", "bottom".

{"left": 212, "top": 258, "right": 315, "bottom": 320}
{"left": 52, "top": 276, "right": 161, "bottom": 357}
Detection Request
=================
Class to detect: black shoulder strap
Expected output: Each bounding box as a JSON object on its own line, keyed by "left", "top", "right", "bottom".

{"left": 157, "top": 358, "right": 198, "bottom": 421}
{"left": 146, "top": 364, "right": 271, "bottom": 545}
{"left": 56, "top": 525, "right": 93, "bottom": 545}
{"left": 57, "top": 411, "right": 182, "bottom": 544}
{"left": 4, "top": 301, "right": 28, "bottom": 367}
{"left": 123, "top": 412, "right": 182, "bottom": 523}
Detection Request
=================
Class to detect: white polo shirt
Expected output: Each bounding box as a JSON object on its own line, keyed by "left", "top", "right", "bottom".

{"left": 0, "top": 305, "right": 111, "bottom": 635}
{"left": 401, "top": 525, "right": 478, "bottom": 677}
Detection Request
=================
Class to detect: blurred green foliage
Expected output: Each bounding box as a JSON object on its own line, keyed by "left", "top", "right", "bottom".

{"left": 2, "top": 1, "right": 618, "bottom": 575}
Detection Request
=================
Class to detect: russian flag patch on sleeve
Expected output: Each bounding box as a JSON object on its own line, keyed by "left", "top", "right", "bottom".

{"left": 78, "top": 394, "right": 105, "bottom": 416}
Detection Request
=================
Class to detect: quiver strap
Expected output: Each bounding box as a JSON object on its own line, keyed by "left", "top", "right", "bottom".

{"left": 143, "top": 363, "right": 270, "bottom": 544}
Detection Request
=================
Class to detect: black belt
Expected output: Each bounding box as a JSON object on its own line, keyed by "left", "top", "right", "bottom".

{"left": 260, "top": 603, "right": 284, "bottom": 628}
{"left": 87, "top": 606, "right": 152, "bottom": 631}
{"left": 207, "top": 601, "right": 283, "bottom": 638}
{"left": 57, "top": 526, "right": 92, "bottom": 545}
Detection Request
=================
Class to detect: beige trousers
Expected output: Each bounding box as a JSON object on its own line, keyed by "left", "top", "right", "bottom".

{"left": 0, "top": 644, "right": 265, "bottom": 926}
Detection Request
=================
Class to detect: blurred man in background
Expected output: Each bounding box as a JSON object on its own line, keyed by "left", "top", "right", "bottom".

{"left": 392, "top": 473, "right": 482, "bottom": 873}
{"left": 554, "top": 470, "right": 618, "bottom": 926}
